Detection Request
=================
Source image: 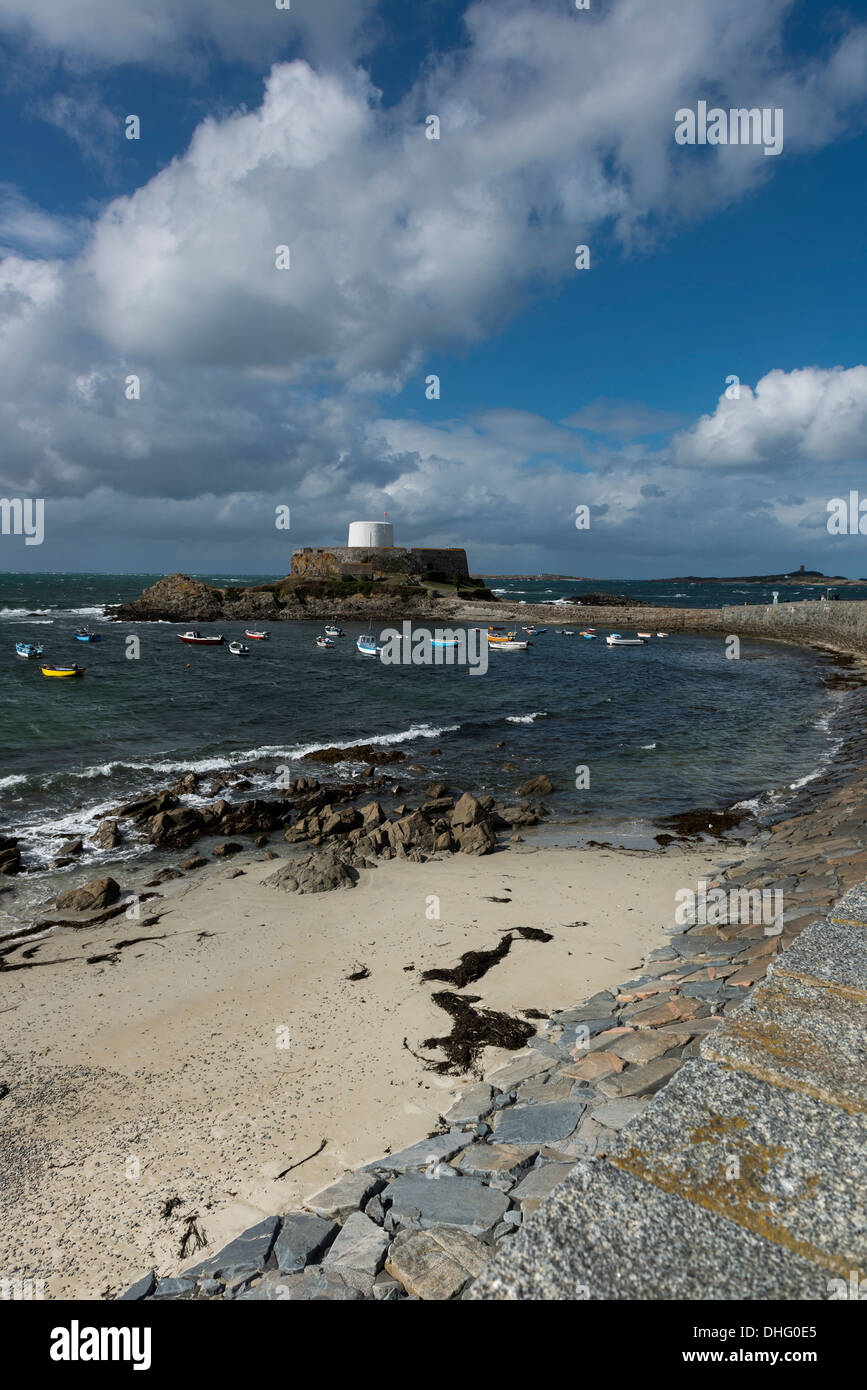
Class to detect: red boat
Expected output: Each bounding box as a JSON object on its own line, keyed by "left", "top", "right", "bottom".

{"left": 245, "top": 630, "right": 269, "bottom": 640}
{"left": 177, "top": 630, "right": 224, "bottom": 645}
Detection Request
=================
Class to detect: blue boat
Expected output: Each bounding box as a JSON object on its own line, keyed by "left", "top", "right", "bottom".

{"left": 356, "top": 635, "right": 380, "bottom": 655}
{"left": 15, "top": 642, "right": 43, "bottom": 659}
{"left": 74, "top": 628, "right": 101, "bottom": 642}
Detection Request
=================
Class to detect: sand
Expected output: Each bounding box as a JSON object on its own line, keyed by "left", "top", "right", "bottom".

{"left": 0, "top": 839, "right": 725, "bottom": 1298}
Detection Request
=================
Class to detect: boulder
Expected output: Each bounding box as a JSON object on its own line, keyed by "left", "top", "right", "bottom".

{"left": 454, "top": 822, "right": 497, "bottom": 856}
{"left": 266, "top": 850, "right": 357, "bottom": 895}
{"left": 319, "top": 807, "right": 362, "bottom": 838}
{"left": 272, "top": 1213, "right": 338, "bottom": 1275}
{"left": 450, "top": 792, "right": 485, "bottom": 829}
{"left": 322, "top": 1211, "right": 389, "bottom": 1276}
{"left": 149, "top": 806, "right": 204, "bottom": 847}
{"left": 385, "top": 1227, "right": 492, "bottom": 1300}
{"left": 57, "top": 837, "right": 84, "bottom": 857}
{"left": 515, "top": 774, "right": 554, "bottom": 797}
{"left": 0, "top": 838, "right": 22, "bottom": 875}
{"left": 212, "top": 842, "right": 244, "bottom": 858}
{"left": 93, "top": 818, "right": 123, "bottom": 850}
{"left": 55, "top": 876, "right": 121, "bottom": 911}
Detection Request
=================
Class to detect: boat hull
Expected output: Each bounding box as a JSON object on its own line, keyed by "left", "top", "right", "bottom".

{"left": 41, "top": 667, "right": 84, "bottom": 678}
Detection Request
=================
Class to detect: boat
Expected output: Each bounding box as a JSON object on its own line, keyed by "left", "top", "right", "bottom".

{"left": 488, "top": 630, "right": 524, "bottom": 644}
{"left": 636, "top": 632, "right": 652, "bottom": 639}
{"left": 488, "top": 638, "right": 529, "bottom": 651}
{"left": 324, "top": 625, "right": 344, "bottom": 638}
{"left": 656, "top": 631, "right": 669, "bottom": 638}
{"left": 245, "top": 630, "right": 269, "bottom": 640}
{"left": 431, "top": 637, "right": 459, "bottom": 648}
{"left": 74, "top": 628, "right": 101, "bottom": 642}
{"left": 177, "top": 631, "right": 224, "bottom": 645}
{"left": 41, "top": 664, "right": 84, "bottom": 678}
{"left": 316, "top": 636, "right": 335, "bottom": 648}
{"left": 522, "top": 626, "right": 546, "bottom": 635}
{"left": 579, "top": 631, "right": 596, "bottom": 639}
{"left": 356, "top": 635, "right": 380, "bottom": 655}
{"left": 228, "top": 641, "right": 249, "bottom": 656}
{"left": 560, "top": 630, "right": 574, "bottom": 636}
{"left": 15, "top": 642, "right": 43, "bottom": 659}
{"left": 606, "top": 633, "right": 647, "bottom": 646}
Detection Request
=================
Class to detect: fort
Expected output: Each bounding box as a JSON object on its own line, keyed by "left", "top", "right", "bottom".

{"left": 290, "top": 519, "right": 469, "bottom": 583}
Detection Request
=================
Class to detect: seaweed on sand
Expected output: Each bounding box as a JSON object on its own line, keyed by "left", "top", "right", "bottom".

{"left": 421, "top": 926, "right": 553, "bottom": 988}
{"left": 421, "top": 992, "right": 535, "bottom": 1075}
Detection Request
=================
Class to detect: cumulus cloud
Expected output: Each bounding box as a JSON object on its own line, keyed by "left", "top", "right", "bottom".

{"left": 0, "top": 0, "right": 866, "bottom": 572}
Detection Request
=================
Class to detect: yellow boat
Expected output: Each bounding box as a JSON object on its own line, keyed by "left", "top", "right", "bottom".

{"left": 41, "top": 665, "right": 85, "bottom": 678}
{"left": 487, "top": 629, "right": 520, "bottom": 644}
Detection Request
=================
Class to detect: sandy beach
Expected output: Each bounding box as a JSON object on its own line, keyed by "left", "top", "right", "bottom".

{"left": 0, "top": 839, "right": 723, "bottom": 1299}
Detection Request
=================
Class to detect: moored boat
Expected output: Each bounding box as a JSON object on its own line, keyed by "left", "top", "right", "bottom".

{"left": 606, "top": 633, "right": 647, "bottom": 646}
{"left": 41, "top": 664, "right": 85, "bottom": 678}
{"left": 228, "top": 641, "right": 249, "bottom": 656}
{"left": 636, "top": 631, "right": 652, "bottom": 639}
{"left": 15, "top": 642, "right": 43, "bottom": 659}
{"left": 522, "top": 626, "right": 546, "bottom": 635}
{"left": 74, "top": 628, "right": 101, "bottom": 642}
{"left": 316, "top": 636, "right": 335, "bottom": 648}
{"left": 177, "top": 630, "right": 224, "bottom": 645}
{"left": 324, "top": 625, "right": 344, "bottom": 638}
{"left": 356, "top": 635, "right": 380, "bottom": 655}
{"left": 488, "top": 639, "right": 529, "bottom": 651}
{"left": 656, "top": 631, "right": 669, "bottom": 637}
{"left": 245, "top": 630, "right": 269, "bottom": 640}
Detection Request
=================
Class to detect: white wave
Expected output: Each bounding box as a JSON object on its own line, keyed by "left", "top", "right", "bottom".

{"left": 0, "top": 774, "right": 28, "bottom": 789}
{"left": 491, "top": 588, "right": 508, "bottom": 595}
{"left": 0, "top": 607, "right": 53, "bottom": 618}
{"left": 506, "top": 711, "right": 547, "bottom": 724}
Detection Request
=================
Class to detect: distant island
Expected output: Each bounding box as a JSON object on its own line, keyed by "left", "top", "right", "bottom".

{"left": 487, "top": 569, "right": 859, "bottom": 586}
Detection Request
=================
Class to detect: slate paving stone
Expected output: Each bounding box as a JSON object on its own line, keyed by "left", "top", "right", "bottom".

{"left": 605, "top": 1032, "right": 674, "bottom": 1065}
{"left": 453, "top": 1142, "right": 538, "bottom": 1184}
{"left": 492, "top": 1100, "right": 587, "bottom": 1146}
{"left": 553, "top": 993, "right": 616, "bottom": 1023}
{"left": 306, "top": 1171, "right": 384, "bottom": 1219}
{"left": 386, "top": 1226, "right": 492, "bottom": 1299}
{"left": 383, "top": 1172, "right": 509, "bottom": 1236}
{"left": 702, "top": 973, "right": 867, "bottom": 1112}
{"left": 361, "top": 1131, "right": 472, "bottom": 1172}
{"left": 515, "top": 1074, "right": 574, "bottom": 1103}
{"left": 485, "top": 1053, "right": 558, "bottom": 1091}
{"left": 510, "top": 1162, "right": 575, "bottom": 1214}
{"left": 272, "top": 1212, "right": 339, "bottom": 1274}
{"left": 236, "top": 1269, "right": 363, "bottom": 1300}
{"left": 560, "top": 1018, "right": 619, "bottom": 1047}
{"left": 148, "top": 1277, "right": 197, "bottom": 1300}
{"left": 609, "top": 1060, "right": 867, "bottom": 1276}
{"left": 323, "top": 1211, "right": 389, "bottom": 1275}
{"left": 184, "top": 1215, "right": 279, "bottom": 1281}
{"left": 595, "top": 1058, "right": 682, "bottom": 1099}
{"left": 466, "top": 1158, "right": 834, "bottom": 1300}
{"left": 442, "top": 1083, "right": 494, "bottom": 1126}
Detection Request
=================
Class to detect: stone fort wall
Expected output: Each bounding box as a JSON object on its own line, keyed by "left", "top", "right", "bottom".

{"left": 290, "top": 546, "right": 469, "bottom": 581}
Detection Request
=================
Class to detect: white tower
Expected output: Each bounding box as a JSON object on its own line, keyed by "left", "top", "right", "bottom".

{"left": 348, "top": 520, "right": 394, "bottom": 548}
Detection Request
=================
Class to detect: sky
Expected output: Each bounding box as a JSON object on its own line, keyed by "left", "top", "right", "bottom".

{"left": 0, "top": 0, "right": 867, "bottom": 578}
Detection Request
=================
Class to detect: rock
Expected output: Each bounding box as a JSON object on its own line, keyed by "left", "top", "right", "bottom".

{"left": 149, "top": 806, "right": 204, "bottom": 848}
{"left": 266, "top": 850, "right": 357, "bottom": 895}
{"left": 320, "top": 807, "right": 362, "bottom": 838}
{"left": 272, "top": 1213, "right": 338, "bottom": 1274}
{"left": 385, "top": 1226, "right": 493, "bottom": 1300}
{"left": 452, "top": 1143, "right": 537, "bottom": 1185}
{"left": 454, "top": 822, "right": 498, "bottom": 856}
{"left": 426, "top": 782, "right": 448, "bottom": 799}
{"left": 55, "top": 876, "right": 121, "bottom": 911}
{"left": 450, "top": 792, "right": 485, "bottom": 828}
{"left": 515, "top": 774, "right": 554, "bottom": 797}
{"left": 57, "top": 837, "right": 84, "bottom": 857}
{"left": 212, "top": 842, "right": 244, "bottom": 858}
{"left": 359, "top": 800, "right": 385, "bottom": 829}
{"left": 185, "top": 1216, "right": 280, "bottom": 1282}
{"left": 383, "top": 1172, "right": 509, "bottom": 1236}
{"left": 510, "top": 1162, "right": 575, "bottom": 1214}
{"left": 306, "top": 1172, "right": 384, "bottom": 1221}
{"left": 116, "top": 1270, "right": 156, "bottom": 1300}
{"left": 491, "top": 1101, "right": 587, "bottom": 1146}
{"left": 149, "top": 1276, "right": 197, "bottom": 1300}
{"left": 486, "top": 1053, "right": 558, "bottom": 1091}
{"left": 0, "top": 840, "right": 22, "bottom": 874}
{"left": 179, "top": 855, "right": 209, "bottom": 871}
{"left": 372, "top": 1272, "right": 404, "bottom": 1300}
{"left": 322, "top": 1211, "right": 389, "bottom": 1276}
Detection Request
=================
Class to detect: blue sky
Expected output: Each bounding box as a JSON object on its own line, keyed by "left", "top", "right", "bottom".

{"left": 1, "top": 0, "right": 867, "bottom": 577}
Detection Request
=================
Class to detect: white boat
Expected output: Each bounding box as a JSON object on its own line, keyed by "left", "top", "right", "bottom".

{"left": 356, "top": 635, "right": 379, "bottom": 655}
{"left": 324, "top": 625, "right": 344, "bottom": 638}
{"left": 606, "top": 633, "right": 647, "bottom": 646}
{"left": 656, "top": 631, "right": 669, "bottom": 637}
{"left": 316, "top": 636, "right": 335, "bottom": 648}
{"left": 488, "top": 638, "right": 529, "bottom": 651}
{"left": 245, "top": 630, "right": 269, "bottom": 640}
{"left": 15, "top": 642, "right": 43, "bottom": 659}
{"left": 228, "top": 641, "right": 249, "bottom": 656}
{"left": 637, "top": 632, "right": 652, "bottom": 639}
{"left": 178, "top": 630, "right": 224, "bottom": 646}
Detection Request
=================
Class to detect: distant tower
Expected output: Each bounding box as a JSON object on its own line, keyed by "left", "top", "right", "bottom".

{"left": 348, "top": 520, "right": 394, "bottom": 548}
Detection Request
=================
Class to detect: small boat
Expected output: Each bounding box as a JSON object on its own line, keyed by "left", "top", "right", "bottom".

{"left": 324, "top": 625, "right": 344, "bottom": 638}
{"left": 579, "top": 631, "right": 596, "bottom": 639}
{"left": 522, "top": 626, "right": 546, "bottom": 635}
{"left": 356, "top": 635, "right": 380, "bottom": 655}
{"left": 606, "top": 634, "right": 647, "bottom": 646}
{"left": 41, "top": 664, "right": 84, "bottom": 678}
{"left": 15, "top": 642, "right": 43, "bottom": 659}
{"left": 177, "top": 630, "right": 224, "bottom": 645}
{"left": 74, "top": 628, "right": 101, "bottom": 642}
{"left": 316, "top": 636, "right": 335, "bottom": 648}
{"left": 431, "top": 637, "right": 459, "bottom": 648}
{"left": 488, "top": 639, "right": 529, "bottom": 651}
{"left": 637, "top": 632, "right": 652, "bottom": 639}
{"left": 488, "top": 630, "right": 524, "bottom": 644}
{"left": 656, "top": 631, "right": 669, "bottom": 638}
{"left": 228, "top": 641, "right": 249, "bottom": 656}
{"left": 561, "top": 630, "right": 574, "bottom": 636}
{"left": 245, "top": 630, "right": 269, "bottom": 640}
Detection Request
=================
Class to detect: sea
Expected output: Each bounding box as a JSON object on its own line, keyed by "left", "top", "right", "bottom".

{"left": 1, "top": 571, "right": 865, "bottom": 925}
